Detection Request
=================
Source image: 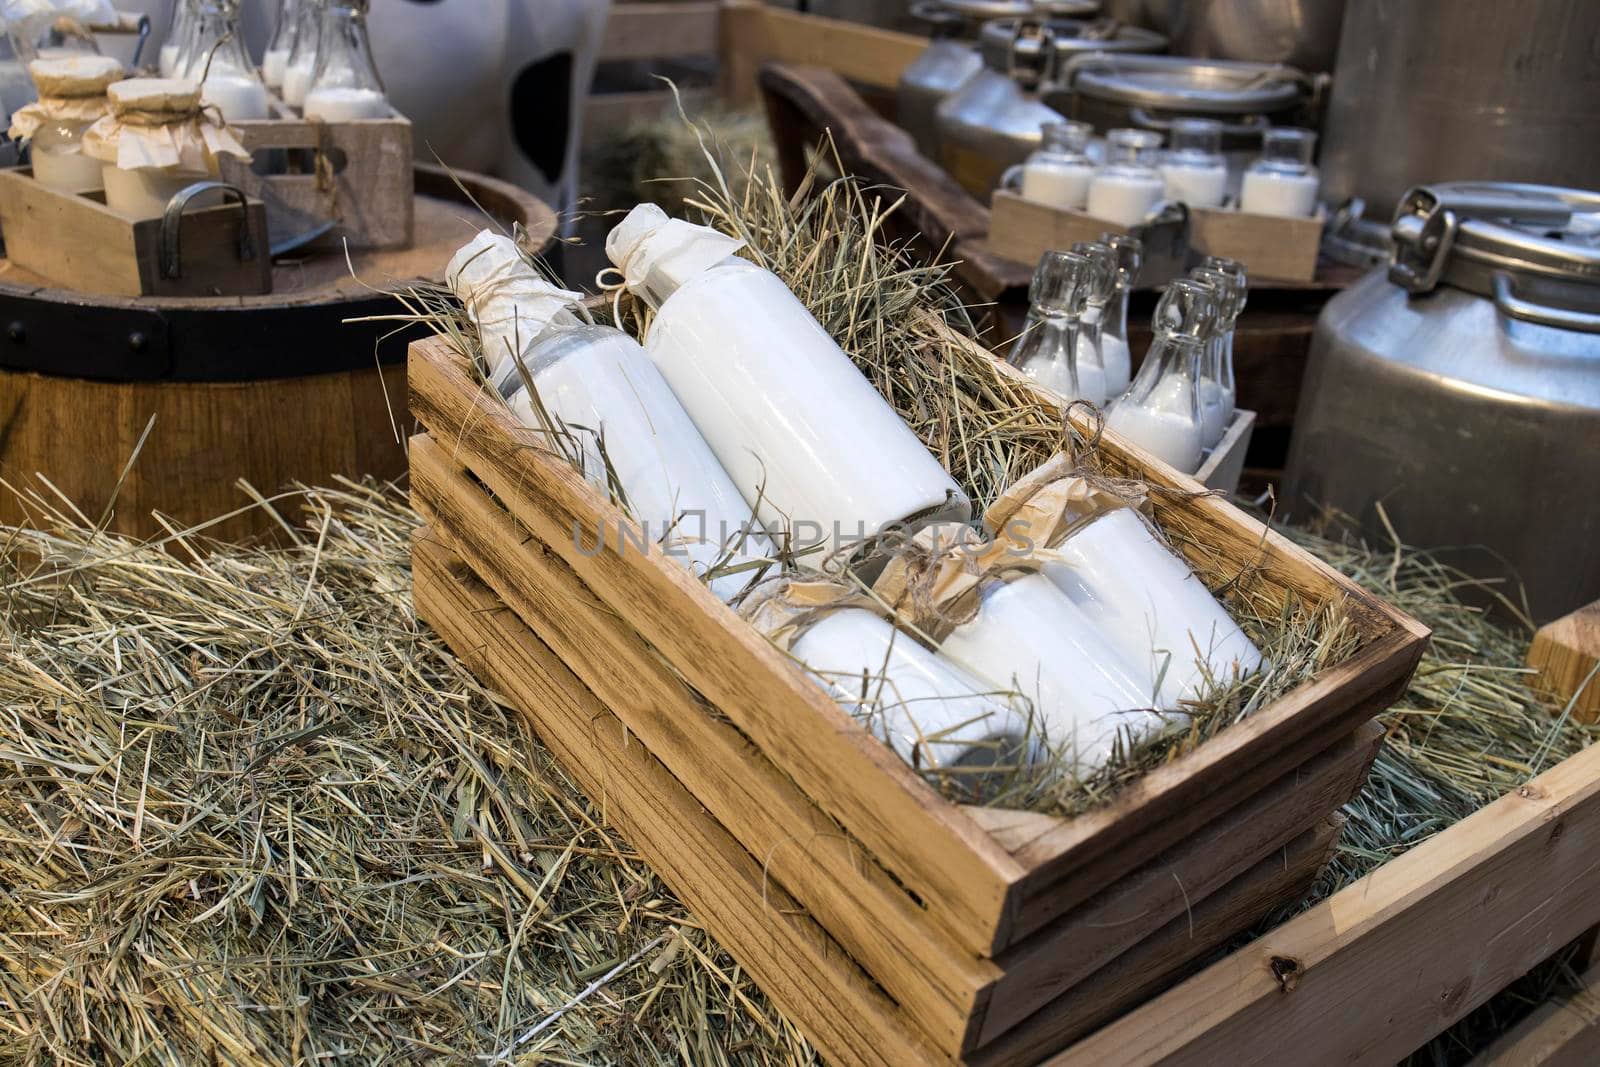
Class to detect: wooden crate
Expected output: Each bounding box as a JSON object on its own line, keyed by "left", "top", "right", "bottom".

{"left": 222, "top": 105, "right": 414, "bottom": 251}
{"left": 1197, "top": 408, "right": 1255, "bottom": 496}
{"left": 987, "top": 190, "right": 1190, "bottom": 287}
{"left": 0, "top": 168, "right": 270, "bottom": 297}
{"left": 1053, "top": 738, "right": 1600, "bottom": 1065}
{"left": 1188, "top": 206, "right": 1325, "bottom": 285}
{"left": 407, "top": 323, "right": 1427, "bottom": 1062}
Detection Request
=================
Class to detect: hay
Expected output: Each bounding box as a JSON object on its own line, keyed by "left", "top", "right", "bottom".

{"left": 0, "top": 482, "right": 814, "bottom": 1066}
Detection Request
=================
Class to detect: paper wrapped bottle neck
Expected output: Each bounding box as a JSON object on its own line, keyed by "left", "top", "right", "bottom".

{"left": 445, "top": 229, "right": 585, "bottom": 392}
{"left": 616, "top": 218, "right": 746, "bottom": 305}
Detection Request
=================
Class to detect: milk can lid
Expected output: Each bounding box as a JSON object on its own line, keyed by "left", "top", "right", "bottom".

{"left": 1060, "top": 53, "right": 1305, "bottom": 114}
{"left": 979, "top": 18, "right": 1167, "bottom": 70}
{"left": 1389, "top": 181, "right": 1600, "bottom": 333}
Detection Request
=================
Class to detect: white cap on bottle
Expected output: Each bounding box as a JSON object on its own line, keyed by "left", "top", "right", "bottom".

{"left": 605, "top": 203, "right": 746, "bottom": 303}
{"left": 446, "top": 229, "right": 583, "bottom": 393}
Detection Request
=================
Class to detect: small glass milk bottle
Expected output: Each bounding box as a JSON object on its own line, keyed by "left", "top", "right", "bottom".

{"left": 159, "top": 0, "right": 197, "bottom": 77}
{"left": 1240, "top": 127, "right": 1319, "bottom": 217}
{"left": 9, "top": 55, "right": 123, "bottom": 193}
{"left": 1191, "top": 263, "right": 1246, "bottom": 447}
{"left": 1015, "top": 119, "right": 1095, "bottom": 211}
{"left": 1069, "top": 240, "right": 1120, "bottom": 407}
{"left": 303, "top": 0, "right": 390, "bottom": 121}
{"left": 1160, "top": 117, "right": 1227, "bottom": 209}
{"left": 1086, "top": 128, "right": 1164, "bottom": 228}
{"left": 186, "top": 0, "right": 271, "bottom": 121}
{"left": 262, "top": 0, "right": 300, "bottom": 91}
{"left": 1101, "top": 232, "right": 1141, "bottom": 397}
{"left": 1105, "top": 278, "right": 1217, "bottom": 474}
{"left": 280, "top": 0, "right": 324, "bottom": 110}
{"left": 1007, "top": 249, "right": 1097, "bottom": 405}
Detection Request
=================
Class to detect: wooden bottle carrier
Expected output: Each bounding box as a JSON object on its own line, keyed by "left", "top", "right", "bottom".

{"left": 406, "top": 317, "right": 1428, "bottom": 1065}
{"left": 0, "top": 169, "right": 271, "bottom": 298}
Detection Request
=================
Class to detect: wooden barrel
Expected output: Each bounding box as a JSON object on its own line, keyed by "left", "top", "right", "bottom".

{"left": 0, "top": 165, "right": 554, "bottom": 541}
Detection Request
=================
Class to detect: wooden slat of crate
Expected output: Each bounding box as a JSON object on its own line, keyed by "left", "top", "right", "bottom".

{"left": 407, "top": 336, "right": 1025, "bottom": 956}
{"left": 410, "top": 533, "right": 943, "bottom": 1066}
{"left": 411, "top": 423, "right": 1374, "bottom": 1057}
{"left": 720, "top": 1, "right": 928, "bottom": 104}
{"left": 1527, "top": 599, "right": 1600, "bottom": 723}
{"left": 222, "top": 113, "right": 414, "bottom": 250}
{"left": 972, "top": 720, "right": 1383, "bottom": 1047}
{"left": 1470, "top": 963, "right": 1600, "bottom": 1067}
{"left": 408, "top": 431, "right": 992, "bottom": 1052}
{"left": 971, "top": 815, "right": 1347, "bottom": 1067}
{"left": 1052, "top": 739, "right": 1600, "bottom": 1066}
{"left": 600, "top": 1, "right": 721, "bottom": 60}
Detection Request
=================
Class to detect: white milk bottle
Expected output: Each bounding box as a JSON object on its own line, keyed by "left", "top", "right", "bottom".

{"left": 1105, "top": 279, "right": 1217, "bottom": 474}
{"left": 1043, "top": 507, "right": 1263, "bottom": 707}
{"left": 447, "top": 230, "right": 774, "bottom": 603}
{"left": 1069, "top": 240, "right": 1121, "bottom": 407}
{"left": 1006, "top": 249, "right": 1101, "bottom": 405}
{"left": 1160, "top": 117, "right": 1228, "bottom": 209}
{"left": 1240, "top": 127, "right": 1320, "bottom": 217}
{"left": 1013, "top": 119, "right": 1095, "bottom": 211}
{"left": 936, "top": 572, "right": 1160, "bottom": 770}
{"left": 1087, "top": 128, "right": 1165, "bottom": 228}
{"left": 775, "top": 597, "right": 1035, "bottom": 779}
{"left": 187, "top": 0, "right": 272, "bottom": 121}
{"left": 262, "top": 0, "right": 301, "bottom": 89}
{"left": 606, "top": 204, "right": 970, "bottom": 568}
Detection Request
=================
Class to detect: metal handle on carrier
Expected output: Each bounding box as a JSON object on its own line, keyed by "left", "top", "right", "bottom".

{"left": 159, "top": 181, "right": 257, "bottom": 281}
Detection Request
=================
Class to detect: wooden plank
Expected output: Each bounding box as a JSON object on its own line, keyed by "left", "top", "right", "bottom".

{"left": 975, "top": 721, "right": 1383, "bottom": 1047}
{"left": 407, "top": 337, "right": 1024, "bottom": 957}
{"left": 0, "top": 169, "right": 141, "bottom": 295}
{"left": 409, "top": 432, "right": 993, "bottom": 1054}
{"left": 1050, "top": 740, "right": 1600, "bottom": 1067}
{"left": 1528, "top": 599, "right": 1600, "bottom": 723}
{"left": 411, "top": 533, "right": 945, "bottom": 1067}
{"left": 600, "top": 1, "right": 721, "bottom": 61}
{"left": 1471, "top": 963, "right": 1600, "bottom": 1067}
{"left": 987, "top": 190, "right": 1129, "bottom": 275}
{"left": 970, "top": 816, "right": 1345, "bottom": 1067}
{"left": 1189, "top": 207, "right": 1325, "bottom": 285}
{"left": 721, "top": 1, "right": 928, "bottom": 105}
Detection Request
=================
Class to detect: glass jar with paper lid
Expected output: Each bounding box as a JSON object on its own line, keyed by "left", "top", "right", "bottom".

{"left": 8, "top": 54, "right": 123, "bottom": 193}
{"left": 82, "top": 76, "right": 250, "bottom": 218}
{"left": 302, "top": 0, "right": 390, "bottom": 121}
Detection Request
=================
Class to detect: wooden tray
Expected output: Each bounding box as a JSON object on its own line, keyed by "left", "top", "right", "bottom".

{"left": 405, "top": 318, "right": 1427, "bottom": 1061}
{"left": 0, "top": 168, "right": 270, "bottom": 298}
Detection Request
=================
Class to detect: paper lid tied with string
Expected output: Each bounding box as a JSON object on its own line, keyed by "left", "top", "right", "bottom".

{"left": 81, "top": 77, "right": 250, "bottom": 174}
{"left": 7, "top": 55, "right": 123, "bottom": 141}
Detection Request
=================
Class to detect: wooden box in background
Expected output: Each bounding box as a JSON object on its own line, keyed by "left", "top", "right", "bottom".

{"left": 223, "top": 107, "right": 414, "bottom": 251}
{"left": 0, "top": 168, "right": 271, "bottom": 298}
{"left": 1189, "top": 206, "right": 1325, "bottom": 283}
{"left": 988, "top": 189, "right": 1190, "bottom": 285}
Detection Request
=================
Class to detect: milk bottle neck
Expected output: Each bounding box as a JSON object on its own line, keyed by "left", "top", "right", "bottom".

{"left": 607, "top": 204, "right": 748, "bottom": 310}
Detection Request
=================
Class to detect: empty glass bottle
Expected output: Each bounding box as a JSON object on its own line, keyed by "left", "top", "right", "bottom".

{"left": 1101, "top": 232, "right": 1141, "bottom": 396}
{"left": 280, "top": 0, "right": 324, "bottom": 108}
{"left": 1007, "top": 249, "right": 1096, "bottom": 404}
{"left": 262, "top": 0, "right": 300, "bottom": 89}
{"left": 303, "top": 0, "right": 389, "bottom": 121}
{"left": 1106, "top": 278, "right": 1218, "bottom": 474}
{"left": 1069, "top": 241, "right": 1120, "bottom": 406}
{"left": 1240, "top": 127, "right": 1319, "bottom": 217}
{"left": 186, "top": 0, "right": 270, "bottom": 120}
{"left": 1014, "top": 119, "right": 1094, "bottom": 211}
{"left": 1161, "top": 117, "right": 1227, "bottom": 208}
{"left": 1087, "top": 128, "right": 1164, "bottom": 228}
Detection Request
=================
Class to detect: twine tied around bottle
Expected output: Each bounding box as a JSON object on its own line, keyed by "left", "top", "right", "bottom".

{"left": 870, "top": 523, "right": 1045, "bottom": 643}
{"left": 739, "top": 576, "right": 885, "bottom": 652}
